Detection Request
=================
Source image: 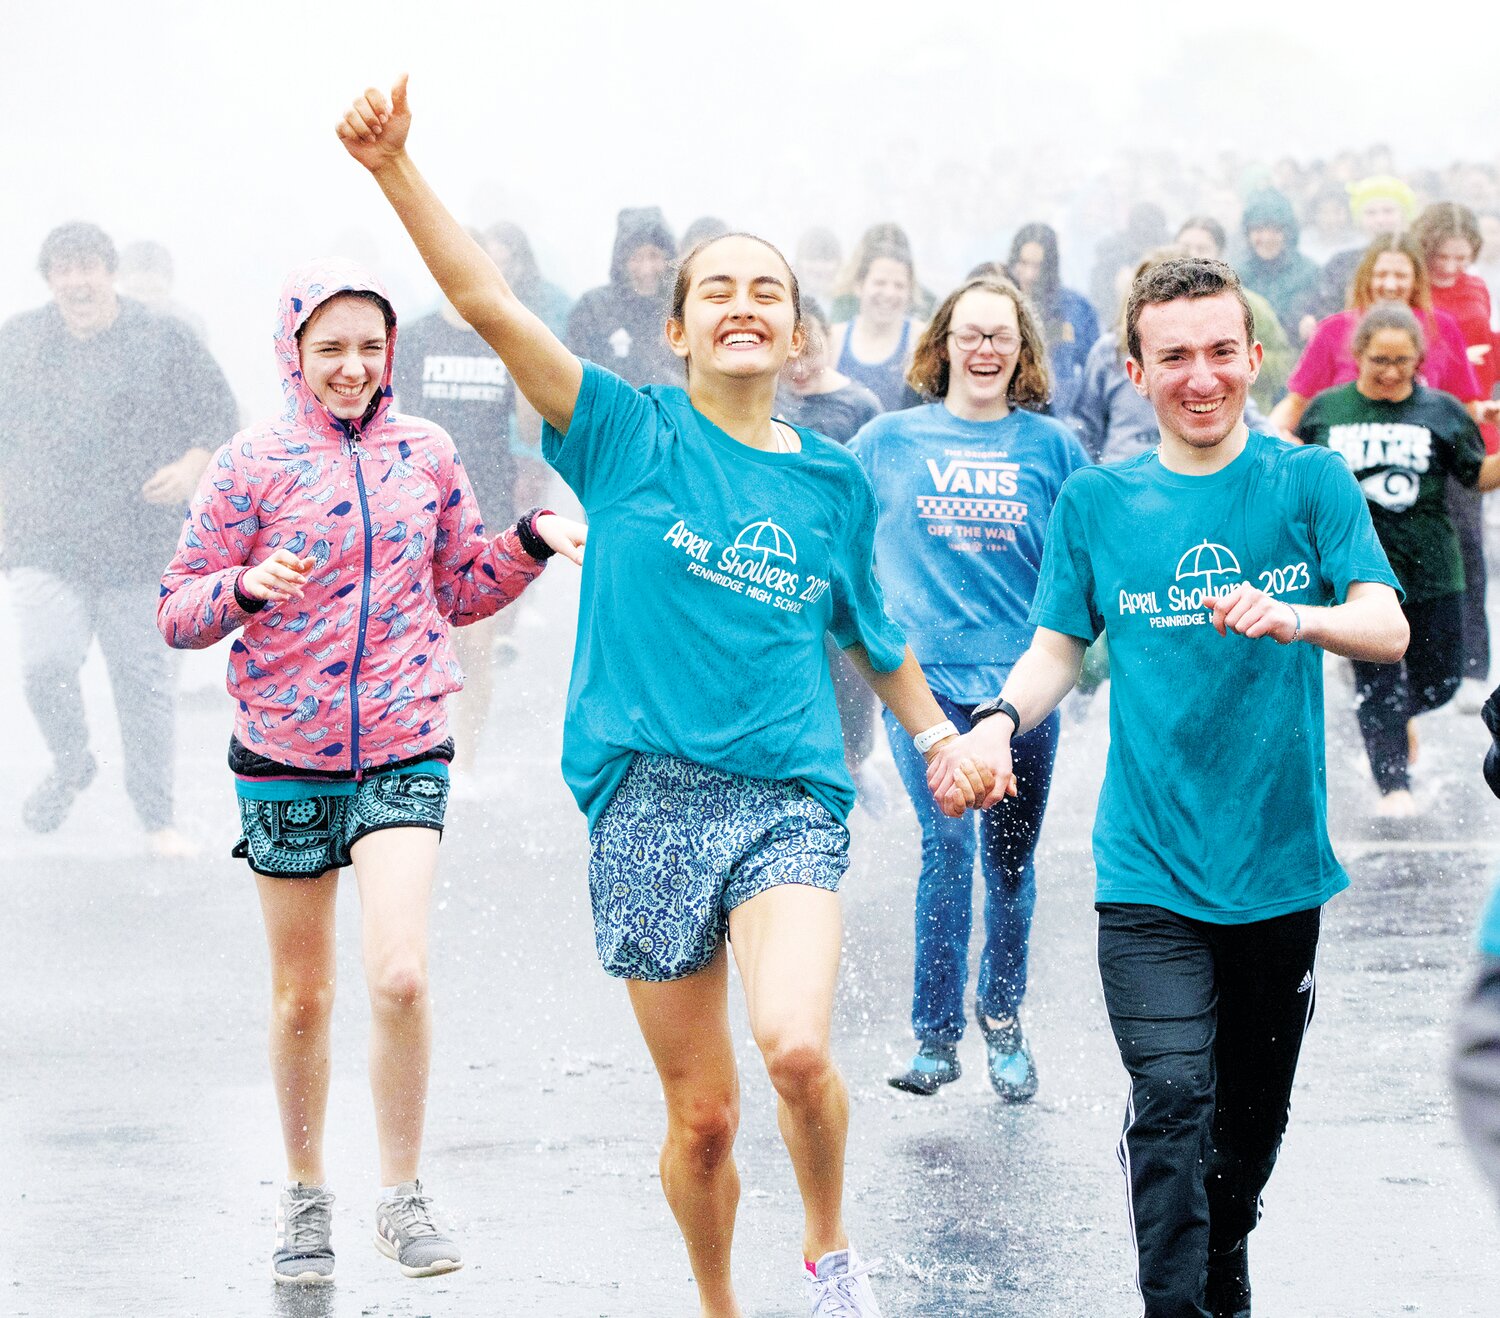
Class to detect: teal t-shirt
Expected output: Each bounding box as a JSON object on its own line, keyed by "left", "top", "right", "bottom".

{"left": 1029, "top": 430, "right": 1400, "bottom": 923}
{"left": 1481, "top": 879, "right": 1500, "bottom": 958}
{"left": 544, "top": 363, "right": 908, "bottom": 831}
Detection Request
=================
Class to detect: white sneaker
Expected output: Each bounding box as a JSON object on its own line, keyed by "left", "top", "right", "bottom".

{"left": 1457, "top": 678, "right": 1491, "bottom": 715}
{"left": 805, "top": 1245, "right": 883, "bottom": 1316}
{"left": 1376, "top": 789, "right": 1418, "bottom": 819}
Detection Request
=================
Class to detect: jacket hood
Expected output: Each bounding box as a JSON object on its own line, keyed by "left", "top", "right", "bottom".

{"left": 276, "top": 259, "right": 398, "bottom": 443}
{"left": 1241, "top": 188, "right": 1300, "bottom": 245}
{"left": 608, "top": 207, "right": 676, "bottom": 290}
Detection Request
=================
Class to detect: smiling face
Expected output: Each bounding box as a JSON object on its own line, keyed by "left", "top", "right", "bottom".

{"left": 1126, "top": 292, "right": 1262, "bottom": 452}
{"left": 47, "top": 256, "right": 120, "bottom": 338}
{"left": 667, "top": 235, "right": 802, "bottom": 382}
{"left": 1369, "top": 251, "right": 1417, "bottom": 305}
{"left": 1428, "top": 235, "right": 1475, "bottom": 289}
{"left": 298, "top": 294, "right": 389, "bottom": 421}
{"left": 943, "top": 289, "right": 1021, "bottom": 416}
{"left": 1247, "top": 225, "right": 1286, "bottom": 262}
{"left": 1357, "top": 326, "right": 1421, "bottom": 402}
{"left": 856, "top": 256, "right": 913, "bottom": 327}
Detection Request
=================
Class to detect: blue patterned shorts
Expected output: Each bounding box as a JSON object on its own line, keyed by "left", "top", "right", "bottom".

{"left": 588, "top": 755, "right": 850, "bottom": 982}
{"left": 232, "top": 767, "right": 450, "bottom": 879}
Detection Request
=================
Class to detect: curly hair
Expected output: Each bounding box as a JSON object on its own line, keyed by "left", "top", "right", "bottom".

{"left": 1124, "top": 257, "right": 1255, "bottom": 364}
{"left": 907, "top": 275, "right": 1050, "bottom": 408}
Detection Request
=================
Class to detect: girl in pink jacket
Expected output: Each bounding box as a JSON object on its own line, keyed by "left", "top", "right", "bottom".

{"left": 158, "top": 259, "right": 584, "bottom": 1285}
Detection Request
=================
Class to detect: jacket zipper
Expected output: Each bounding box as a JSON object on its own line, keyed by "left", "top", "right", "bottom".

{"left": 346, "top": 424, "right": 374, "bottom": 779}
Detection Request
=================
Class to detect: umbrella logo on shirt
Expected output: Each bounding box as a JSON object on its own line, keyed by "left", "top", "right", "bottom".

{"left": 732, "top": 519, "right": 798, "bottom": 565}
{"left": 1174, "top": 540, "right": 1242, "bottom": 595}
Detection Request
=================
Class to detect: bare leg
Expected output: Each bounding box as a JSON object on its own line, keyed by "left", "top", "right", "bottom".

{"left": 729, "top": 885, "right": 848, "bottom": 1263}
{"left": 450, "top": 616, "right": 504, "bottom": 775}
{"left": 351, "top": 826, "right": 438, "bottom": 1184}
{"left": 256, "top": 869, "right": 340, "bottom": 1184}
{"left": 627, "top": 945, "right": 744, "bottom": 1318}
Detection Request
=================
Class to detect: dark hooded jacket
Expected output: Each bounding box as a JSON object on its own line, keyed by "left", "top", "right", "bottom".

{"left": 1237, "top": 189, "right": 1321, "bottom": 336}
{"left": 566, "top": 207, "right": 680, "bottom": 388}
{"left": 0, "top": 297, "right": 237, "bottom": 583}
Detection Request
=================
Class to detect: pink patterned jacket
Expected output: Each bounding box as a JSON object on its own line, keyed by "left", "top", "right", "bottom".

{"left": 158, "top": 260, "right": 545, "bottom": 772}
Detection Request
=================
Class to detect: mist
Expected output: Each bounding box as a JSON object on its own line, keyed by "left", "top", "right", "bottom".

{"left": 9, "top": 0, "right": 1500, "bottom": 412}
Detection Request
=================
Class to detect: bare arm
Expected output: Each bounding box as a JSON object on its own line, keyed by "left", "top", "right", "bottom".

{"left": 923, "top": 628, "right": 1087, "bottom": 815}
{"left": 843, "top": 643, "right": 946, "bottom": 735}
{"left": 1204, "top": 578, "right": 1407, "bottom": 662}
{"left": 1476, "top": 452, "right": 1500, "bottom": 493}
{"left": 1268, "top": 391, "right": 1309, "bottom": 439}
{"left": 336, "top": 78, "right": 582, "bottom": 432}
{"left": 843, "top": 643, "right": 998, "bottom": 810}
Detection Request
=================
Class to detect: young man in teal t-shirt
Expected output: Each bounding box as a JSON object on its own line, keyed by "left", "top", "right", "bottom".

{"left": 1454, "top": 686, "right": 1500, "bottom": 1206}
{"left": 934, "top": 258, "right": 1408, "bottom": 1318}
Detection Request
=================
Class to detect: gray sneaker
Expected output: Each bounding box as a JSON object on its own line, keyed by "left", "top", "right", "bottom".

{"left": 373, "top": 1180, "right": 463, "bottom": 1278}
{"left": 271, "top": 1183, "right": 335, "bottom": 1284}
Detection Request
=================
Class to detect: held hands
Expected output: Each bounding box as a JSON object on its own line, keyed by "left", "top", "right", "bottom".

{"left": 1204, "top": 583, "right": 1299, "bottom": 644}
{"left": 535, "top": 514, "right": 587, "bottom": 566}
{"left": 241, "top": 551, "right": 314, "bottom": 605}
{"left": 335, "top": 74, "right": 411, "bottom": 172}
{"left": 924, "top": 723, "right": 1017, "bottom": 820}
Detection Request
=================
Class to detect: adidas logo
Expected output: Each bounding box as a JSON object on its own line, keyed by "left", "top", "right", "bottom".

{"left": 1296, "top": 971, "right": 1314, "bottom": 994}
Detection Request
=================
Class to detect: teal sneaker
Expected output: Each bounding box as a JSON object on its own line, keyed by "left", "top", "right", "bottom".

{"left": 977, "top": 1004, "right": 1038, "bottom": 1103}
{"left": 887, "top": 1040, "right": 960, "bottom": 1096}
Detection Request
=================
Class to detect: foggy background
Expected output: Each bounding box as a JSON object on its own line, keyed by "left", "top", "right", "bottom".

{"left": 9, "top": 0, "right": 1500, "bottom": 414}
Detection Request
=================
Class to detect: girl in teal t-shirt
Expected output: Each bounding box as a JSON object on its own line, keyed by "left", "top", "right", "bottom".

{"left": 335, "top": 76, "right": 1004, "bottom": 1315}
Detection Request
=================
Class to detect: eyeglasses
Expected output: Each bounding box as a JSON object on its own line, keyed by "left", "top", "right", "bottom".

{"left": 1365, "top": 355, "right": 1417, "bottom": 369}
{"left": 948, "top": 328, "right": 1021, "bottom": 353}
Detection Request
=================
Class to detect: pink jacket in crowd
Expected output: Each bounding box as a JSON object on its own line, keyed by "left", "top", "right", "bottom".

{"left": 158, "top": 259, "right": 544, "bottom": 772}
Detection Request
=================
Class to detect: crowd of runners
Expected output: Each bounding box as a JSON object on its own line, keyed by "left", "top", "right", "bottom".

{"left": 5, "top": 73, "right": 1500, "bottom": 1318}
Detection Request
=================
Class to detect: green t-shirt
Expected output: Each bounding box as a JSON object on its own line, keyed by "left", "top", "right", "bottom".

{"left": 1297, "top": 382, "right": 1484, "bottom": 604}
{"left": 1030, "top": 431, "right": 1400, "bottom": 923}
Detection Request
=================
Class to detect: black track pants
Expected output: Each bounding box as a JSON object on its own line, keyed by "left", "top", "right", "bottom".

{"left": 1098, "top": 902, "right": 1321, "bottom": 1318}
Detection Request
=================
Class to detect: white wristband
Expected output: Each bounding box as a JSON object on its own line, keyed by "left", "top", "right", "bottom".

{"left": 913, "top": 720, "right": 959, "bottom": 755}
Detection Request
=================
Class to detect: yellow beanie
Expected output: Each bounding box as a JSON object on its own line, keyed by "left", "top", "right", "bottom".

{"left": 1347, "top": 175, "right": 1417, "bottom": 224}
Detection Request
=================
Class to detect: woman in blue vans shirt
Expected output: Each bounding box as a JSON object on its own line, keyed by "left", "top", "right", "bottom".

{"left": 854, "top": 274, "right": 1089, "bottom": 1104}
{"left": 336, "top": 77, "right": 1002, "bottom": 1317}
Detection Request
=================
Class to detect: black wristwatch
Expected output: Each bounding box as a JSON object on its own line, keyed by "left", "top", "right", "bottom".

{"left": 971, "top": 696, "right": 1021, "bottom": 734}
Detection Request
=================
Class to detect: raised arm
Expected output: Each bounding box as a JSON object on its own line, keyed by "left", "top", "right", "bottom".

{"left": 336, "top": 77, "right": 582, "bottom": 432}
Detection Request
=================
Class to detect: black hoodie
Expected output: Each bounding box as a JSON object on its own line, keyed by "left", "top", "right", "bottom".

{"left": 566, "top": 207, "right": 680, "bottom": 388}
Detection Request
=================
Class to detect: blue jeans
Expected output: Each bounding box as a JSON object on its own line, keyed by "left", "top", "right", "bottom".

{"left": 885, "top": 692, "right": 1060, "bottom": 1043}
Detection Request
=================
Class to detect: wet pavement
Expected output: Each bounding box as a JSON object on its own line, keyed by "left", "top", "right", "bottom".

{"left": 5, "top": 560, "right": 1500, "bottom": 1317}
